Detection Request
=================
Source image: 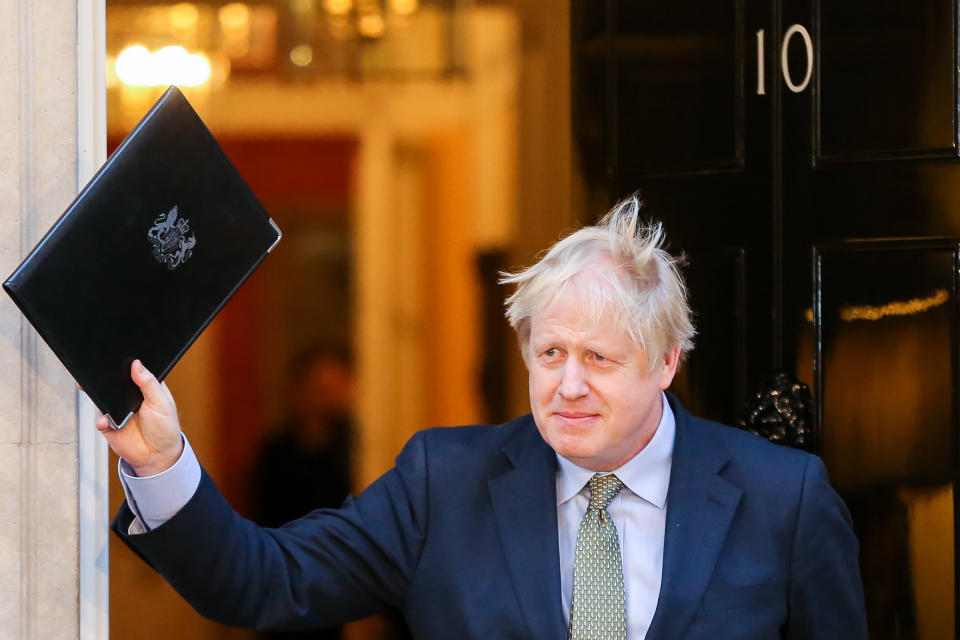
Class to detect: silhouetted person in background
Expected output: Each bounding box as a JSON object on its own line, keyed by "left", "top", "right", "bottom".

{"left": 253, "top": 346, "right": 354, "bottom": 639}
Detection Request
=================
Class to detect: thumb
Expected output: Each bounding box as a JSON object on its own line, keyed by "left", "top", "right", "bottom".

{"left": 131, "top": 359, "right": 171, "bottom": 412}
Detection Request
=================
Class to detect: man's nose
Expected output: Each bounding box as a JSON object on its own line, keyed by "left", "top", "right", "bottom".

{"left": 558, "top": 359, "right": 589, "bottom": 399}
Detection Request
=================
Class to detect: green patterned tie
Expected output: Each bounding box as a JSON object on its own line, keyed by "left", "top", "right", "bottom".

{"left": 568, "top": 474, "right": 626, "bottom": 640}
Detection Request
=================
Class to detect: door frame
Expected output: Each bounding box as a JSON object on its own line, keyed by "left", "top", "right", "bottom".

{"left": 77, "top": 0, "right": 109, "bottom": 637}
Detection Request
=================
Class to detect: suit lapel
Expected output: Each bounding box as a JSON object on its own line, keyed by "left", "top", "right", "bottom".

{"left": 646, "top": 397, "right": 742, "bottom": 640}
{"left": 488, "top": 418, "right": 566, "bottom": 640}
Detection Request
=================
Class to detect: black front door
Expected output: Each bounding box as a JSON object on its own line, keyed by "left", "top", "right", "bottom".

{"left": 573, "top": 1, "right": 959, "bottom": 637}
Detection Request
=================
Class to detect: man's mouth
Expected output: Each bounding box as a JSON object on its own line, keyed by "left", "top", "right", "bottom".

{"left": 554, "top": 411, "right": 599, "bottom": 422}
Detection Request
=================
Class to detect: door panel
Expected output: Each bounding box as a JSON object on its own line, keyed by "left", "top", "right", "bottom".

{"left": 816, "top": 0, "right": 957, "bottom": 162}
{"left": 613, "top": 0, "right": 744, "bottom": 174}
{"left": 813, "top": 241, "right": 956, "bottom": 489}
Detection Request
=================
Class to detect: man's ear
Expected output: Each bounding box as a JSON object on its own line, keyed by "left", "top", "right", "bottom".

{"left": 519, "top": 341, "right": 532, "bottom": 370}
{"left": 517, "top": 320, "right": 532, "bottom": 369}
{"left": 658, "top": 346, "right": 681, "bottom": 389}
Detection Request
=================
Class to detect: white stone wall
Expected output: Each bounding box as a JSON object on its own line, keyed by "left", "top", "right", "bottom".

{"left": 0, "top": 0, "right": 83, "bottom": 638}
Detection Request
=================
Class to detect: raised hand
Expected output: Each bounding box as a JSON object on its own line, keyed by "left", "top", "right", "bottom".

{"left": 95, "top": 359, "right": 183, "bottom": 477}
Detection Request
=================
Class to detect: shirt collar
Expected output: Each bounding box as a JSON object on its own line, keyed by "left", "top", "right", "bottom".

{"left": 555, "top": 391, "right": 675, "bottom": 510}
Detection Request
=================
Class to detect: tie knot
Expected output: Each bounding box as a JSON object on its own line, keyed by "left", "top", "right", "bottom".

{"left": 587, "top": 474, "right": 623, "bottom": 512}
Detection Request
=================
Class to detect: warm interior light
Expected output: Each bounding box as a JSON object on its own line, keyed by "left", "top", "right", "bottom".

{"left": 390, "top": 0, "right": 418, "bottom": 17}
{"left": 115, "top": 44, "right": 212, "bottom": 87}
{"left": 218, "top": 3, "right": 250, "bottom": 32}
{"left": 358, "top": 11, "right": 385, "bottom": 38}
{"left": 169, "top": 3, "right": 200, "bottom": 32}
{"left": 290, "top": 44, "right": 314, "bottom": 67}
{"left": 323, "top": 0, "right": 352, "bottom": 16}
{"left": 218, "top": 3, "right": 252, "bottom": 57}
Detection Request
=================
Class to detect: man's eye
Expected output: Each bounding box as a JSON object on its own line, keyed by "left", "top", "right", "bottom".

{"left": 544, "top": 348, "right": 558, "bottom": 357}
{"left": 593, "top": 352, "right": 606, "bottom": 361}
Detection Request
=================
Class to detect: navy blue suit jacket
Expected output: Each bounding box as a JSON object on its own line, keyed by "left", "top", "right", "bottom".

{"left": 113, "top": 395, "right": 867, "bottom": 639}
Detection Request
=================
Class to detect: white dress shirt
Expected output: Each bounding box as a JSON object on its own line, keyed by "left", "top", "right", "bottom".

{"left": 118, "top": 434, "right": 200, "bottom": 534}
{"left": 556, "top": 392, "right": 674, "bottom": 640}
{"left": 120, "top": 394, "right": 675, "bottom": 638}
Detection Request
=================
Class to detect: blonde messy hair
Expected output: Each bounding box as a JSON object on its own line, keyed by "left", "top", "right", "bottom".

{"left": 500, "top": 194, "right": 695, "bottom": 371}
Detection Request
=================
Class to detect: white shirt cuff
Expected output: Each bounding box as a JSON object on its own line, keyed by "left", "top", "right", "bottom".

{"left": 118, "top": 433, "right": 202, "bottom": 534}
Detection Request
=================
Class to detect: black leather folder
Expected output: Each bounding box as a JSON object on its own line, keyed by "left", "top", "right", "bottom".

{"left": 4, "top": 86, "right": 281, "bottom": 428}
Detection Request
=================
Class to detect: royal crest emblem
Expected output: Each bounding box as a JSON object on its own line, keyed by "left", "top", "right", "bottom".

{"left": 147, "top": 205, "right": 196, "bottom": 270}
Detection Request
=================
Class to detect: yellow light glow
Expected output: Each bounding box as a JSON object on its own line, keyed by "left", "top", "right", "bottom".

{"left": 803, "top": 288, "right": 951, "bottom": 323}
{"left": 105, "top": 55, "right": 119, "bottom": 89}
{"left": 169, "top": 3, "right": 200, "bottom": 32}
{"left": 358, "top": 12, "right": 385, "bottom": 38}
{"left": 290, "top": 44, "right": 314, "bottom": 67}
{"left": 840, "top": 289, "right": 950, "bottom": 322}
{"left": 218, "top": 3, "right": 251, "bottom": 33}
{"left": 115, "top": 45, "right": 212, "bottom": 87}
{"left": 390, "top": 0, "right": 418, "bottom": 17}
{"left": 324, "top": 0, "right": 353, "bottom": 15}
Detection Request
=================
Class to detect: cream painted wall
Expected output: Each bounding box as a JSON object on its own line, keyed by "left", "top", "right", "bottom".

{"left": 1, "top": 0, "right": 93, "bottom": 638}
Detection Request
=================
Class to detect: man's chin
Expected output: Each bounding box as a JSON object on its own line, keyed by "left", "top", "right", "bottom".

{"left": 551, "top": 437, "right": 605, "bottom": 466}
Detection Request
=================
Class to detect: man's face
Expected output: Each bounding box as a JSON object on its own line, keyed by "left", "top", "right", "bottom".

{"left": 525, "top": 284, "right": 680, "bottom": 472}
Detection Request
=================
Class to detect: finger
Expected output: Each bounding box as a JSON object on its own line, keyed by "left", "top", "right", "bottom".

{"left": 130, "top": 359, "right": 169, "bottom": 411}
{"left": 95, "top": 413, "right": 112, "bottom": 432}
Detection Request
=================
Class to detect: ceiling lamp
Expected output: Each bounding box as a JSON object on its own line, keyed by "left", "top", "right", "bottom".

{"left": 115, "top": 45, "right": 212, "bottom": 87}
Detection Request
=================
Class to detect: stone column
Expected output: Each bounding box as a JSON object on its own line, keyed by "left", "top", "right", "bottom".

{"left": 0, "top": 0, "right": 107, "bottom": 638}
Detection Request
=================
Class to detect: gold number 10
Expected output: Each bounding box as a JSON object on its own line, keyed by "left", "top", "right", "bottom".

{"left": 756, "top": 25, "right": 814, "bottom": 95}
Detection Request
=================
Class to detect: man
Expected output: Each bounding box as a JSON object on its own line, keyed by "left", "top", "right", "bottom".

{"left": 100, "top": 196, "right": 867, "bottom": 639}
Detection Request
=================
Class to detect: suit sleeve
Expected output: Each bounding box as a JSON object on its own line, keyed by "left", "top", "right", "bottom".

{"left": 785, "top": 455, "right": 868, "bottom": 639}
{"left": 111, "top": 430, "right": 430, "bottom": 632}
